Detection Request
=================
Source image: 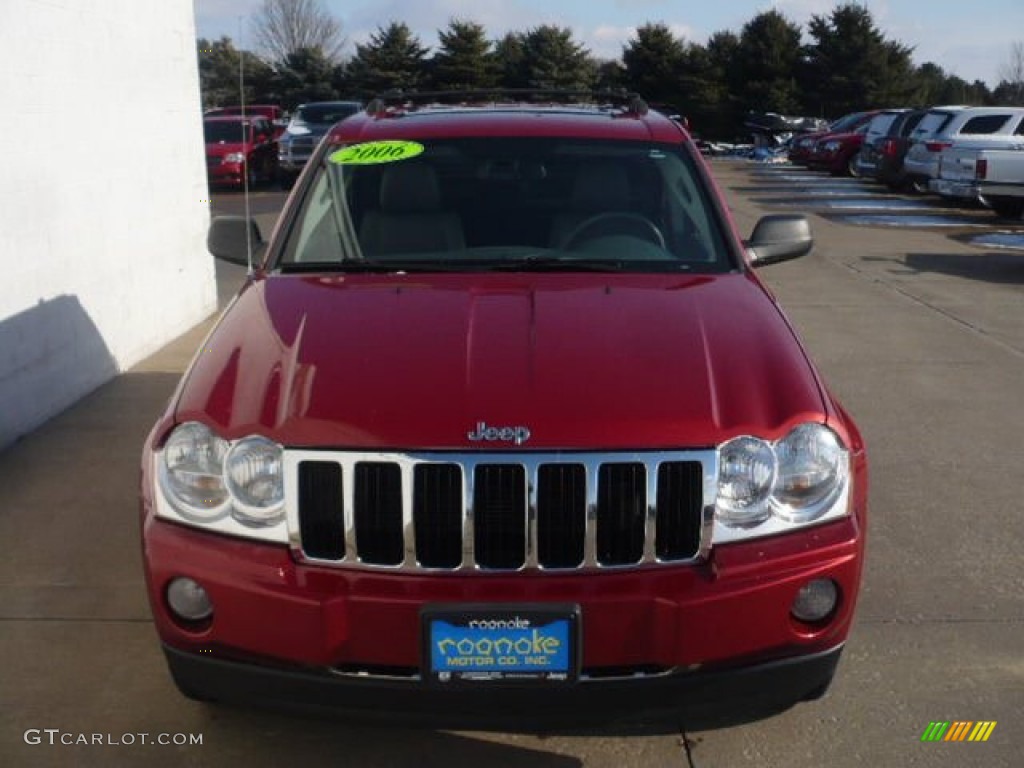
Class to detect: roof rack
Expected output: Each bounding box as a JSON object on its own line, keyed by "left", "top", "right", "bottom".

{"left": 365, "top": 89, "right": 649, "bottom": 118}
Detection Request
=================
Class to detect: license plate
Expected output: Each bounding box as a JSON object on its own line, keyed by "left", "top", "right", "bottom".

{"left": 422, "top": 604, "right": 580, "bottom": 684}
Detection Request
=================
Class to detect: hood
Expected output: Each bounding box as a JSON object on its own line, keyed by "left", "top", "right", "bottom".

{"left": 174, "top": 273, "right": 827, "bottom": 449}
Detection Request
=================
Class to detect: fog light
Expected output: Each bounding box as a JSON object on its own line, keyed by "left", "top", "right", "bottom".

{"left": 791, "top": 578, "right": 838, "bottom": 623}
{"left": 166, "top": 577, "right": 213, "bottom": 622}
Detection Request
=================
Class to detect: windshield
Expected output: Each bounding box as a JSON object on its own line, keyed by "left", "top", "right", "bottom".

{"left": 295, "top": 103, "right": 360, "bottom": 125}
{"left": 278, "top": 137, "right": 733, "bottom": 273}
{"left": 829, "top": 112, "right": 866, "bottom": 133}
{"left": 204, "top": 121, "right": 250, "bottom": 144}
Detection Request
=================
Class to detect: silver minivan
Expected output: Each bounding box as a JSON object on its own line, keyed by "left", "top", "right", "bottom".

{"left": 904, "top": 106, "right": 1024, "bottom": 192}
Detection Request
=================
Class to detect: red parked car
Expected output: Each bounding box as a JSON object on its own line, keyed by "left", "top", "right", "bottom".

{"left": 807, "top": 111, "right": 881, "bottom": 176}
{"left": 142, "top": 92, "right": 867, "bottom": 731}
{"left": 788, "top": 111, "right": 875, "bottom": 167}
{"left": 203, "top": 115, "right": 278, "bottom": 188}
{"left": 205, "top": 104, "right": 286, "bottom": 138}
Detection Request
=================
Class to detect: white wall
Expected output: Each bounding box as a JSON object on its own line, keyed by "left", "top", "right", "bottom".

{"left": 0, "top": 0, "right": 215, "bottom": 448}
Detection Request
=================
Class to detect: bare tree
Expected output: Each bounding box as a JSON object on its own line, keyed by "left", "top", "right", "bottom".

{"left": 999, "top": 41, "right": 1024, "bottom": 102}
{"left": 251, "top": 0, "right": 346, "bottom": 64}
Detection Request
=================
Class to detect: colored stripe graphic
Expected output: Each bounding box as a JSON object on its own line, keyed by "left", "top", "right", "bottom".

{"left": 944, "top": 721, "right": 972, "bottom": 741}
{"left": 921, "top": 722, "right": 949, "bottom": 742}
{"left": 969, "top": 722, "right": 997, "bottom": 742}
{"left": 920, "top": 721, "right": 996, "bottom": 742}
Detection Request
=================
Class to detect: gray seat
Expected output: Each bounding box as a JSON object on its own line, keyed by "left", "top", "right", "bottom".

{"left": 359, "top": 164, "right": 465, "bottom": 255}
{"left": 549, "top": 163, "right": 632, "bottom": 247}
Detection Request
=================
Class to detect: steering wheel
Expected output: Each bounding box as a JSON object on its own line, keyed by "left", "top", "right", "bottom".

{"left": 562, "top": 212, "right": 666, "bottom": 251}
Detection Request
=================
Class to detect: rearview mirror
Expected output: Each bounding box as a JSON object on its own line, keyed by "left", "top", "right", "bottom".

{"left": 745, "top": 214, "right": 813, "bottom": 267}
{"left": 208, "top": 216, "right": 265, "bottom": 266}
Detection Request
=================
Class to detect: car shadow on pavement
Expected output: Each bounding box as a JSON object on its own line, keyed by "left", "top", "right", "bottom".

{"left": 191, "top": 707, "right": 585, "bottom": 767}
{"left": 902, "top": 250, "right": 1024, "bottom": 284}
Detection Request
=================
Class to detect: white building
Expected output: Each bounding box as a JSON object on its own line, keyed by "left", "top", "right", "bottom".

{"left": 0, "top": 0, "right": 215, "bottom": 448}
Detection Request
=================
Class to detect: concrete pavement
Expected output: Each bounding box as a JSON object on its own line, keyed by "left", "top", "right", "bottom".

{"left": 2, "top": 171, "right": 1021, "bottom": 767}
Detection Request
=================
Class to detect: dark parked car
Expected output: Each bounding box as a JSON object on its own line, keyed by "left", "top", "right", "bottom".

{"left": 277, "top": 100, "right": 362, "bottom": 188}
{"left": 203, "top": 116, "right": 278, "bottom": 188}
{"left": 862, "top": 109, "right": 929, "bottom": 190}
{"left": 851, "top": 109, "right": 910, "bottom": 180}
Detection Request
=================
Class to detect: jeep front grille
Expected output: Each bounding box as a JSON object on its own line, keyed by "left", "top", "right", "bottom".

{"left": 286, "top": 450, "right": 715, "bottom": 572}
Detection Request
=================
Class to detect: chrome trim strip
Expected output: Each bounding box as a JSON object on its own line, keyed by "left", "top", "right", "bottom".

{"left": 583, "top": 462, "right": 601, "bottom": 569}
{"left": 328, "top": 666, "right": 683, "bottom": 683}
{"left": 643, "top": 462, "right": 658, "bottom": 562}
{"left": 524, "top": 459, "right": 541, "bottom": 569}
{"left": 342, "top": 459, "right": 357, "bottom": 562}
{"left": 461, "top": 459, "right": 477, "bottom": 569}
{"left": 286, "top": 449, "right": 717, "bottom": 572}
{"left": 400, "top": 461, "right": 416, "bottom": 568}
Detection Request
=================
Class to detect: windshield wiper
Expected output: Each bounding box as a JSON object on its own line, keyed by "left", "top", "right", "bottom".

{"left": 279, "top": 260, "right": 463, "bottom": 274}
{"left": 488, "top": 255, "right": 628, "bottom": 272}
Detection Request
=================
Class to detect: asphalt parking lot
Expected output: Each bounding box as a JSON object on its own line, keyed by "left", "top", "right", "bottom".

{"left": 1, "top": 165, "right": 1021, "bottom": 767}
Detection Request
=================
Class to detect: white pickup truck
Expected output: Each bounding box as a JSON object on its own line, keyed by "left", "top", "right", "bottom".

{"left": 932, "top": 147, "right": 1024, "bottom": 219}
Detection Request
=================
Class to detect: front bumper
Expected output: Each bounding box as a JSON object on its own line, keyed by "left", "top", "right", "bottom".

{"left": 164, "top": 640, "right": 844, "bottom": 732}
{"left": 144, "top": 501, "right": 864, "bottom": 728}
{"left": 207, "top": 162, "right": 244, "bottom": 186}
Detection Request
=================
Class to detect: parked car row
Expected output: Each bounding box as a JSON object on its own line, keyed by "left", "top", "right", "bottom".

{"left": 790, "top": 104, "right": 1024, "bottom": 220}
{"left": 202, "top": 101, "right": 362, "bottom": 190}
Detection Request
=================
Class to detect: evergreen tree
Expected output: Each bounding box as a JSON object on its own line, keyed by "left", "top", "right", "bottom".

{"left": 736, "top": 11, "right": 802, "bottom": 114}
{"left": 696, "top": 31, "right": 744, "bottom": 140}
{"left": 803, "top": 3, "right": 916, "bottom": 117}
{"left": 493, "top": 32, "right": 527, "bottom": 89}
{"left": 345, "top": 22, "right": 429, "bottom": 98}
{"left": 430, "top": 19, "right": 497, "bottom": 91}
{"left": 622, "top": 24, "right": 687, "bottom": 108}
{"left": 271, "top": 47, "right": 338, "bottom": 109}
{"left": 594, "top": 59, "right": 626, "bottom": 91}
{"left": 197, "top": 37, "right": 275, "bottom": 109}
{"left": 518, "top": 26, "right": 596, "bottom": 91}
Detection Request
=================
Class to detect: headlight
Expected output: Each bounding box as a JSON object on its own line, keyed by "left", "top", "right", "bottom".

{"left": 823, "top": 140, "right": 841, "bottom": 152}
{"left": 716, "top": 423, "right": 849, "bottom": 541}
{"left": 288, "top": 124, "right": 310, "bottom": 136}
{"left": 224, "top": 436, "right": 284, "bottom": 526}
{"left": 223, "top": 152, "right": 245, "bottom": 164}
{"left": 155, "top": 423, "right": 286, "bottom": 540}
{"left": 772, "top": 423, "right": 847, "bottom": 522}
{"left": 158, "top": 422, "right": 230, "bottom": 521}
{"left": 717, "top": 436, "right": 775, "bottom": 527}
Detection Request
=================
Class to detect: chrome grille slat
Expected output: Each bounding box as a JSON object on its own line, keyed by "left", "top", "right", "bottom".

{"left": 286, "top": 450, "right": 715, "bottom": 572}
{"left": 524, "top": 461, "right": 540, "bottom": 569}
{"left": 643, "top": 463, "right": 659, "bottom": 562}
{"left": 400, "top": 462, "right": 416, "bottom": 568}
{"left": 461, "top": 459, "right": 477, "bottom": 569}
{"left": 583, "top": 463, "right": 601, "bottom": 569}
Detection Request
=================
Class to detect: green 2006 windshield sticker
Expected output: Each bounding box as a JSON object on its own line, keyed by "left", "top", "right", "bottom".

{"left": 329, "top": 140, "right": 424, "bottom": 165}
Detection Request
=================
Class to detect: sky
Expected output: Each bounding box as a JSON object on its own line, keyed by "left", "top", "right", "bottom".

{"left": 194, "top": 0, "right": 1024, "bottom": 88}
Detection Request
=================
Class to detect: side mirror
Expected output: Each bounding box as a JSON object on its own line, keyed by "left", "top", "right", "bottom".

{"left": 745, "top": 214, "right": 813, "bottom": 267}
{"left": 208, "top": 216, "right": 265, "bottom": 266}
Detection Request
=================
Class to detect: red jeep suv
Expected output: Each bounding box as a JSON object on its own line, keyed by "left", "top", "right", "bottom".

{"left": 142, "top": 91, "right": 867, "bottom": 731}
